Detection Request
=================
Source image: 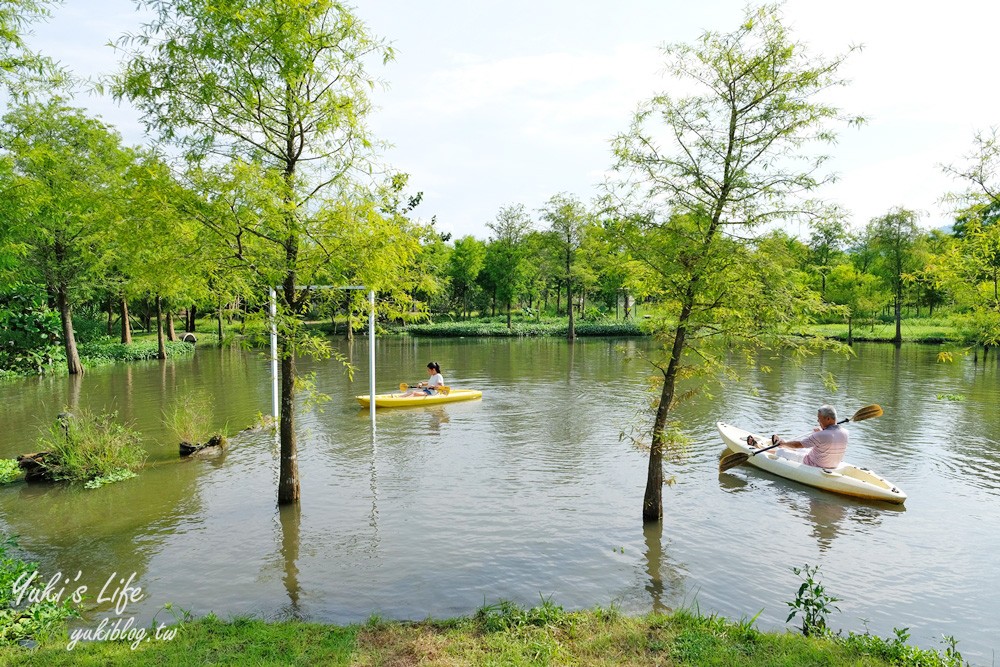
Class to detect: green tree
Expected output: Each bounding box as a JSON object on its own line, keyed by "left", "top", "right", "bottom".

{"left": 113, "top": 0, "right": 393, "bottom": 505}
{"left": 826, "top": 262, "right": 883, "bottom": 345}
{"left": 942, "top": 128, "right": 1000, "bottom": 352}
{"left": 807, "top": 211, "right": 850, "bottom": 299}
{"left": 583, "top": 221, "right": 635, "bottom": 318}
{"left": 864, "top": 208, "right": 920, "bottom": 346}
{"left": 448, "top": 235, "right": 486, "bottom": 319}
{"left": 485, "top": 204, "right": 533, "bottom": 328}
{"left": 0, "top": 99, "right": 132, "bottom": 374}
{"left": 540, "top": 193, "right": 588, "bottom": 339}
{"left": 609, "top": 4, "right": 858, "bottom": 521}
{"left": 0, "top": 0, "right": 64, "bottom": 90}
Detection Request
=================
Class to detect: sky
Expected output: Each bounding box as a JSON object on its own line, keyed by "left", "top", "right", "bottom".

{"left": 22, "top": 0, "right": 1000, "bottom": 240}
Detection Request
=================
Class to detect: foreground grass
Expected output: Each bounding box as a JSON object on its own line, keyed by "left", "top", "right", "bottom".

{"left": 0, "top": 609, "right": 966, "bottom": 667}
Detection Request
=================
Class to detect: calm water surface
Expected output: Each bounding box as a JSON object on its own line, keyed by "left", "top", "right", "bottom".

{"left": 0, "top": 338, "right": 998, "bottom": 662}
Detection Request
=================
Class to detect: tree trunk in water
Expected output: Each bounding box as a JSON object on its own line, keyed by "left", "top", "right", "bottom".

{"left": 120, "top": 298, "right": 132, "bottom": 345}
{"left": 556, "top": 282, "right": 561, "bottom": 316}
{"left": 155, "top": 294, "right": 166, "bottom": 360}
{"left": 567, "top": 281, "right": 575, "bottom": 342}
{"left": 106, "top": 297, "right": 114, "bottom": 336}
{"left": 847, "top": 315, "right": 853, "bottom": 347}
{"left": 217, "top": 303, "right": 223, "bottom": 342}
{"left": 187, "top": 304, "right": 197, "bottom": 332}
{"left": 278, "top": 272, "right": 300, "bottom": 505}
{"left": 644, "top": 303, "right": 690, "bottom": 522}
{"left": 506, "top": 301, "right": 511, "bottom": 329}
{"left": 894, "top": 293, "right": 902, "bottom": 347}
{"left": 167, "top": 309, "right": 177, "bottom": 342}
{"left": 57, "top": 284, "right": 83, "bottom": 376}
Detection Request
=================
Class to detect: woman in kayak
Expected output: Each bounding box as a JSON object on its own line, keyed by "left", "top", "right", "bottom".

{"left": 766, "top": 405, "right": 848, "bottom": 468}
{"left": 401, "top": 362, "right": 444, "bottom": 397}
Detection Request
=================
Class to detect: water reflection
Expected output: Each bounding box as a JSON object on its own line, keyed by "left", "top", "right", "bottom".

{"left": 642, "top": 521, "right": 666, "bottom": 613}
{"left": 1, "top": 340, "right": 998, "bottom": 661}
{"left": 277, "top": 504, "right": 301, "bottom": 619}
{"left": 804, "top": 495, "right": 847, "bottom": 552}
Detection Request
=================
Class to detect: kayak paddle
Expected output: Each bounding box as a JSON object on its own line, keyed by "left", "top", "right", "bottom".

{"left": 718, "top": 404, "right": 883, "bottom": 473}
{"left": 398, "top": 382, "right": 451, "bottom": 395}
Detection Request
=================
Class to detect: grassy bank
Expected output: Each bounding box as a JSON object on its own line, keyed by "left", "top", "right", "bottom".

{"left": 404, "top": 320, "right": 645, "bottom": 338}
{"left": 1, "top": 606, "right": 968, "bottom": 666}
{"left": 0, "top": 336, "right": 208, "bottom": 381}
{"left": 808, "top": 320, "right": 960, "bottom": 344}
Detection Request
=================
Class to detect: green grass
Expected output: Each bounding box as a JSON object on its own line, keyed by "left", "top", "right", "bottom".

{"left": 0, "top": 604, "right": 967, "bottom": 666}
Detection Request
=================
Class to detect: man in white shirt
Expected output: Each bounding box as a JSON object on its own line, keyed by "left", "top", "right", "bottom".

{"left": 770, "top": 405, "right": 848, "bottom": 469}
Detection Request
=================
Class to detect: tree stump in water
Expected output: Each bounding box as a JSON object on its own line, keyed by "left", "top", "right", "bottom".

{"left": 179, "top": 434, "right": 226, "bottom": 457}
{"left": 17, "top": 452, "right": 54, "bottom": 482}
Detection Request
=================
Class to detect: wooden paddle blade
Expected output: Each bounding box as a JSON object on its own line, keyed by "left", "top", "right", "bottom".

{"left": 719, "top": 452, "right": 750, "bottom": 473}
{"left": 850, "top": 404, "right": 883, "bottom": 422}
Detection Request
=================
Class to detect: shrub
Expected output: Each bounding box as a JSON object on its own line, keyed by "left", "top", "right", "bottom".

{"left": 0, "top": 286, "right": 62, "bottom": 375}
{"left": 35, "top": 410, "right": 146, "bottom": 486}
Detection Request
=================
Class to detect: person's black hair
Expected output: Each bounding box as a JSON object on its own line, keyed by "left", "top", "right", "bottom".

{"left": 427, "top": 361, "right": 441, "bottom": 373}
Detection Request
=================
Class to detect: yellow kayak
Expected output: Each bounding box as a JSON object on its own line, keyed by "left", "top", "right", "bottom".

{"left": 356, "top": 389, "right": 482, "bottom": 408}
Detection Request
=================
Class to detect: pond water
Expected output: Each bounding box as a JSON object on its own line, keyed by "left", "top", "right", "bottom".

{"left": 1, "top": 338, "right": 998, "bottom": 662}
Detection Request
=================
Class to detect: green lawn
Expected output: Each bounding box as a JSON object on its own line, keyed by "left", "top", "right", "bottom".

{"left": 0, "top": 609, "right": 966, "bottom": 666}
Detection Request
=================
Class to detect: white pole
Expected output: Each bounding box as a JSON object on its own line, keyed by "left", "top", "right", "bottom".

{"left": 270, "top": 287, "right": 279, "bottom": 423}
{"left": 368, "top": 289, "right": 376, "bottom": 426}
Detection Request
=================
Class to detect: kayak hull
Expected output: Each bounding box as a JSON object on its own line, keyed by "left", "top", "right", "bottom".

{"left": 718, "top": 422, "right": 906, "bottom": 504}
{"left": 356, "top": 389, "right": 482, "bottom": 408}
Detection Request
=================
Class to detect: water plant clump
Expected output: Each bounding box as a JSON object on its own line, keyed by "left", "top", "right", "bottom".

{"left": 164, "top": 393, "right": 214, "bottom": 446}
{"left": 0, "top": 460, "right": 21, "bottom": 485}
{"left": 35, "top": 410, "right": 146, "bottom": 486}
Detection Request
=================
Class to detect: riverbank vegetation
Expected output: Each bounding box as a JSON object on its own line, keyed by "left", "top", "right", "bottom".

{"left": 0, "top": 544, "right": 970, "bottom": 665}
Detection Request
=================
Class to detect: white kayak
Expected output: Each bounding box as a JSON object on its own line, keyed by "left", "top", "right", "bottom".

{"left": 717, "top": 422, "right": 907, "bottom": 504}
